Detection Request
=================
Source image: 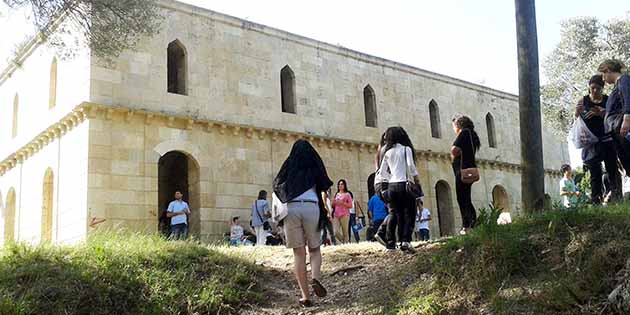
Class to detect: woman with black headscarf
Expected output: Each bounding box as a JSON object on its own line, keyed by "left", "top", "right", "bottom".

{"left": 272, "top": 139, "right": 333, "bottom": 307}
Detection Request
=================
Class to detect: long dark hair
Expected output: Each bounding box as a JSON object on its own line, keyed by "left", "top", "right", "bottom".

{"left": 336, "top": 179, "right": 348, "bottom": 195}
{"left": 382, "top": 126, "right": 417, "bottom": 161}
{"left": 257, "top": 190, "right": 267, "bottom": 200}
{"left": 452, "top": 115, "right": 481, "bottom": 151}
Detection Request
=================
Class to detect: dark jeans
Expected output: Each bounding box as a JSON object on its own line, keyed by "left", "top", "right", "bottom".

{"left": 348, "top": 213, "right": 361, "bottom": 243}
{"left": 418, "top": 228, "right": 430, "bottom": 241}
{"left": 321, "top": 218, "right": 336, "bottom": 245}
{"left": 377, "top": 182, "right": 415, "bottom": 245}
{"left": 169, "top": 223, "right": 188, "bottom": 240}
{"left": 455, "top": 176, "right": 476, "bottom": 229}
{"left": 612, "top": 131, "right": 630, "bottom": 175}
{"left": 584, "top": 141, "right": 620, "bottom": 204}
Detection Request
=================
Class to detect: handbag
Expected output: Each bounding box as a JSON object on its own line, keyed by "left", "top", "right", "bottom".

{"left": 404, "top": 146, "right": 424, "bottom": 199}
{"left": 254, "top": 200, "right": 271, "bottom": 231}
{"left": 460, "top": 131, "right": 480, "bottom": 184}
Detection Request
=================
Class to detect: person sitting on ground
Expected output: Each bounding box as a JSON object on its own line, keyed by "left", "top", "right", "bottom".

{"left": 559, "top": 164, "right": 580, "bottom": 208}
{"left": 230, "top": 216, "right": 253, "bottom": 246}
{"left": 272, "top": 139, "right": 332, "bottom": 307}
{"left": 166, "top": 190, "right": 191, "bottom": 240}
{"left": 415, "top": 199, "right": 431, "bottom": 242}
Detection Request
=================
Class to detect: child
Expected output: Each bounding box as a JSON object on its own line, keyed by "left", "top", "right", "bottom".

{"left": 230, "top": 216, "right": 253, "bottom": 246}
{"left": 415, "top": 200, "right": 431, "bottom": 241}
{"left": 559, "top": 164, "right": 580, "bottom": 208}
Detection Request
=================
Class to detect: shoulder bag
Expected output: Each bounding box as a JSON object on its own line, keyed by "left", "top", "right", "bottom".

{"left": 404, "top": 146, "right": 424, "bottom": 199}
{"left": 460, "top": 131, "right": 480, "bottom": 184}
{"left": 254, "top": 201, "right": 271, "bottom": 231}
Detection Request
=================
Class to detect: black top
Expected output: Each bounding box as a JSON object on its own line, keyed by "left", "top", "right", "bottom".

{"left": 452, "top": 129, "right": 477, "bottom": 174}
{"left": 582, "top": 94, "right": 608, "bottom": 138}
{"left": 272, "top": 140, "right": 333, "bottom": 203}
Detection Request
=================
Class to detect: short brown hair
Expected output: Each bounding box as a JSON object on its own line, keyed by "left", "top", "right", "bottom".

{"left": 597, "top": 59, "right": 625, "bottom": 73}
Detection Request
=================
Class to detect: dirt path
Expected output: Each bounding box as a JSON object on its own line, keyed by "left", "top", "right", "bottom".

{"left": 227, "top": 242, "right": 440, "bottom": 315}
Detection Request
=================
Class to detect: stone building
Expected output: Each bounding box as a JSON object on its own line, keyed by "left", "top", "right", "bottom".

{"left": 0, "top": 0, "right": 568, "bottom": 244}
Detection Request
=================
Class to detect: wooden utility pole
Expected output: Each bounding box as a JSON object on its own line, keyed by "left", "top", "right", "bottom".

{"left": 515, "top": 0, "right": 545, "bottom": 212}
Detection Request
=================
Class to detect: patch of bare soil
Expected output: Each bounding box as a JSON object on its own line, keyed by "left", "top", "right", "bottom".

{"left": 226, "top": 242, "right": 440, "bottom": 315}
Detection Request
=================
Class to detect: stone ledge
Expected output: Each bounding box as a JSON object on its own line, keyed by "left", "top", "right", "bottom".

{"left": 0, "top": 102, "right": 563, "bottom": 178}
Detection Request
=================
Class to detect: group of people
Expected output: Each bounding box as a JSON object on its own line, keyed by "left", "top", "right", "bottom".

{"left": 270, "top": 115, "right": 481, "bottom": 306}
{"left": 562, "top": 59, "right": 630, "bottom": 207}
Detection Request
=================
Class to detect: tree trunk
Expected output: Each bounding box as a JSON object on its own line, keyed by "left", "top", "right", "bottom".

{"left": 515, "top": 0, "right": 545, "bottom": 212}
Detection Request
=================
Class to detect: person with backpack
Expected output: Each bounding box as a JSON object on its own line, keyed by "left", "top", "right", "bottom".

{"left": 272, "top": 140, "right": 332, "bottom": 307}
{"left": 373, "top": 126, "right": 421, "bottom": 252}
{"left": 599, "top": 59, "right": 630, "bottom": 174}
{"left": 451, "top": 115, "right": 481, "bottom": 235}
{"left": 251, "top": 190, "right": 271, "bottom": 246}
{"left": 575, "top": 74, "right": 620, "bottom": 204}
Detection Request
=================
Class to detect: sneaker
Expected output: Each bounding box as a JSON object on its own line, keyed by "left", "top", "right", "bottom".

{"left": 400, "top": 242, "right": 415, "bottom": 253}
{"left": 459, "top": 228, "right": 467, "bottom": 235}
{"left": 374, "top": 233, "right": 388, "bottom": 248}
{"left": 384, "top": 245, "right": 397, "bottom": 252}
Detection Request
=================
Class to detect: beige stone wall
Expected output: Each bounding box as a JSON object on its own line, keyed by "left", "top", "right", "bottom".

{"left": 0, "top": 122, "right": 90, "bottom": 244}
{"left": 88, "top": 0, "right": 568, "bottom": 171}
{"left": 85, "top": 109, "right": 562, "bottom": 240}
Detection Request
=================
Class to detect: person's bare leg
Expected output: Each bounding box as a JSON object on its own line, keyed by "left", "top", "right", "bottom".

{"left": 293, "top": 246, "right": 309, "bottom": 300}
{"left": 308, "top": 246, "right": 322, "bottom": 281}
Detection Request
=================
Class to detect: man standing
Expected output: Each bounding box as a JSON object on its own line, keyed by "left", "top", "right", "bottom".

{"left": 167, "top": 190, "right": 190, "bottom": 240}
{"left": 367, "top": 193, "right": 387, "bottom": 241}
{"left": 599, "top": 59, "right": 630, "bottom": 173}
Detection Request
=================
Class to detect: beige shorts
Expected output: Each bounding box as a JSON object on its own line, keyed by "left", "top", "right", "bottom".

{"left": 283, "top": 201, "right": 321, "bottom": 249}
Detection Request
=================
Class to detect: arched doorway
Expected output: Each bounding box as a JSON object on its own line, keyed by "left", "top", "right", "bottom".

{"left": 158, "top": 151, "right": 200, "bottom": 237}
{"left": 4, "top": 188, "right": 16, "bottom": 242}
{"left": 435, "top": 181, "right": 454, "bottom": 236}
{"left": 41, "top": 168, "right": 54, "bottom": 242}
{"left": 492, "top": 185, "right": 510, "bottom": 212}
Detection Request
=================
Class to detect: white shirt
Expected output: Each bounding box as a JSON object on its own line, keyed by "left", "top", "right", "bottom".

{"left": 349, "top": 200, "right": 356, "bottom": 214}
{"left": 379, "top": 144, "right": 419, "bottom": 183}
{"left": 167, "top": 200, "right": 189, "bottom": 225}
{"left": 417, "top": 208, "right": 430, "bottom": 230}
{"left": 230, "top": 224, "right": 244, "bottom": 241}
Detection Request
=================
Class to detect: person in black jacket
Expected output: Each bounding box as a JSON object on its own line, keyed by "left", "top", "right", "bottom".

{"left": 451, "top": 115, "right": 481, "bottom": 235}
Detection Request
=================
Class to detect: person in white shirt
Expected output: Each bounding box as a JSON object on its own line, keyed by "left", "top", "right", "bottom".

{"left": 229, "top": 216, "right": 253, "bottom": 246}
{"left": 559, "top": 164, "right": 580, "bottom": 208}
{"left": 166, "top": 190, "right": 190, "bottom": 240}
{"left": 374, "top": 126, "right": 421, "bottom": 252}
{"left": 414, "top": 200, "right": 431, "bottom": 241}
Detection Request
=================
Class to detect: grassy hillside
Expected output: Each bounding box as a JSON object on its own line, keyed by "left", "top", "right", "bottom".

{"left": 392, "top": 205, "right": 630, "bottom": 315}
{"left": 0, "top": 233, "right": 262, "bottom": 315}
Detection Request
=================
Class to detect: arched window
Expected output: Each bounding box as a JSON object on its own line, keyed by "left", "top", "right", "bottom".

{"left": 363, "top": 85, "right": 377, "bottom": 127}
{"left": 429, "top": 100, "right": 441, "bottom": 138}
{"left": 280, "top": 65, "right": 296, "bottom": 113}
{"left": 12, "top": 93, "right": 18, "bottom": 139}
{"left": 49, "top": 57, "right": 57, "bottom": 109}
{"left": 4, "top": 188, "right": 16, "bottom": 242}
{"left": 41, "top": 168, "right": 54, "bottom": 242}
{"left": 486, "top": 113, "right": 497, "bottom": 148}
{"left": 167, "top": 40, "right": 187, "bottom": 95}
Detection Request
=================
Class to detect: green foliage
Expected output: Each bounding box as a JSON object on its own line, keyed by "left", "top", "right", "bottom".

{"left": 0, "top": 233, "right": 262, "bottom": 315}
{"left": 542, "top": 14, "right": 630, "bottom": 137}
{"left": 393, "top": 203, "right": 630, "bottom": 314}
{"left": 3, "top": 0, "right": 163, "bottom": 62}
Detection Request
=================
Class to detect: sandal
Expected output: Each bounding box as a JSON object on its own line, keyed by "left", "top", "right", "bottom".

{"left": 299, "top": 299, "right": 313, "bottom": 307}
{"left": 311, "top": 279, "right": 327, "bottom": 298}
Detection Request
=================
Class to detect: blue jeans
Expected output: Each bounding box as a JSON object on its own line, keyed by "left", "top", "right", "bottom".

{"left": 348, "top": 214, "right": 361, "bottom": 243}
{"left": 169, "top": 223, "right": 188, "bottom": 240}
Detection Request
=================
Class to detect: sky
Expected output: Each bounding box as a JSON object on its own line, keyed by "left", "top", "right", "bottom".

{"left": 1, "top": 0, "right": 629, "bottom": 165}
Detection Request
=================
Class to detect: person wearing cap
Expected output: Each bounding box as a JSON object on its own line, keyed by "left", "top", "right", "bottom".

{"left": 575, "top": 74, "right": 620, "bottom": 204}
